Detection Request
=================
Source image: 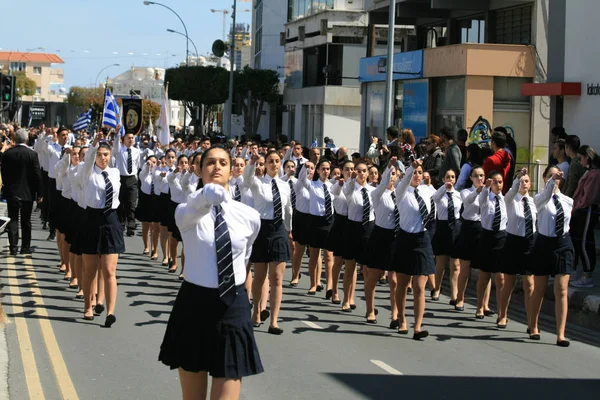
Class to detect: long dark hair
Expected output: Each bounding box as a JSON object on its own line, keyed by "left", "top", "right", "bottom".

{"left": 578, "top": 145, "right": 600, "bottom": 169}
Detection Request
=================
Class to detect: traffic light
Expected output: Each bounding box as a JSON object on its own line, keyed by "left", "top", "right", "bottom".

{"left": 0, "top": 73, "right": 16, "bottom": 104}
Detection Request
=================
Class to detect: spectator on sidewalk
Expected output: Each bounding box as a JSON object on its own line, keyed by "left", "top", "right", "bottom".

{"left": 457, "top": 129, "right": 468, "bottom": 166}
{"left": 423, "top": 135, "right": 444, "bottom": 187}
{"left": 483, "top": 131, "right": 512, "bottom": 194}
{"left": 0, "top": 129, "right": 43, "bottom": 256}
{"left": 549, "top": 126, "right": 568, "bottom": 165}
{"left": 553, "top": 139, "right": 570, "bottom": 176}
{"left": 439, "top": 127, "right": 462, "bottom": 181}
{"left": 563, "top": 135, "right": 586, "bottom": 197}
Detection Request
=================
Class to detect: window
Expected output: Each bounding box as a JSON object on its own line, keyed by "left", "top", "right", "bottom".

{"left": 493, "top": 5, "right": 532, "bottom": 45}
{"left": 255, "top": 27, "right": 262, "bottom": 55}
{"left": 35, "top": 87, "right": 42, "bottom": 95}
{"left": 434, "top": 78, "right": 465, "bottom": 134}
{"left": 10, "top": 62, "right": 26, "bottom": 72}
{"left": 460, "top": 17, "right": 486, "bottom": 44}
{"left": 33, "top": 66, "right": 42, "bottom": 75}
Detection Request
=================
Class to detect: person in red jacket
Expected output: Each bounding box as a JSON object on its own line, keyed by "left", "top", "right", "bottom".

{"left": 483, "top": 131, "right": 512, "bottom": 194}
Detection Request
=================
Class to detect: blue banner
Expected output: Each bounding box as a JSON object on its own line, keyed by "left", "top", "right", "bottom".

{"left": 358, "top": 50, "right": 423, "bottom": 83}
{"left": 402, "top": 80, "right": 429, "bottom": 142}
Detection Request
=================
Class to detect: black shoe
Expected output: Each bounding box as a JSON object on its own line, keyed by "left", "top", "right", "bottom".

{"left": 20, "top": 247, "right": 32, "bottom": 255}
{"left": 260, "top": 309, "right": 270, "bottom": 321}
{"left": 366, "top": 319, "right": 377, "bottom": 324}
{"left": 104, "top": 314, "right": 116, "bottom": 328}
{"left": 307, "top": 291, "right": 316, "bottom": 295}
{"left": 484, "top": 309, "right": 496, "bottom": 317}
{"left": 341, "top": 307, "right": 352, "bottom": 313}
{"left": 378, "top": 278, "right": 387, "bottom": 285}
{"left": 527, "top": 328, "right": 531, "bottom": 335}
{"left": 529, "top": 334, "right": 541, "bottom": 341}
{"left": 9, "top": 249, "right": 17, "bottom": 256}
{"left": 454, "top": 305, "right": 465, "bottom": 312}
{"left": 350, "top": 304, "right": 357, "bottom": 310}
{"left": 47, "top": 231, "right": 56, "bottom": 241}
{"left": 449, "top": 299, "right": 457, "bottom": 306}
{"left": 556, "top": 340, "right": 570, "bottom": 348}
{"left": 497, "top": 323, "right": 507, "bottom": 329}
{"left": 94, "top": 304, "right": 105, "bottom": 315}
{"left": 289, "top": 281, "right": 299, "bottom": 287}
{"left": 413, "top": 331, "right": 429, "bottom": 340}
{"left": 268, "top": 326, "right": 284, "bottom": 335}
{"left": 397, "top": 329, "right": 409, "bottom": 335}
{"left": 325, "top": 289, "right": 333, "bottom": 300}
{"left": 389, "top": 319, "right": 400, "bottom": 329}
{"left": 332, "top": 299, "right": 341, "bottom": 305}
{"left": 126, "top": 230, "right": 135, "bottom": 237}
{"left": 316, "top": 285, "right": 324, "bottom": 292}
{"left": 430, "top": 290, "right": 439, "bottom": 301}
{"left": 475, "top": 314, "right": 485, "bottom": 320}
{"left": 252, "top": 322, "right": 262, "bottom": 328}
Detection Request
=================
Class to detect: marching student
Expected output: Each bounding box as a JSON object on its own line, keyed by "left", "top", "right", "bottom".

{"left": 154, "top": 149, "right": 177, "bottom": 268}
{"left": 430, "top": 169, "right": 462, "bottom": 304}
{"left": 298, "top": 159, "right": 335, "bottom": 296}
{"left": 166, "top": 154, "right": 190, "bottom": 274}
{"left": 136, "top": 156, "right": 158, "bottom": 256}
{"left": 391, "top": 159, "right": 435, "bottom": 340}
{"left": 289, "top": 160, "right": 313, "bottom": 287}
{"left": 340, "top": 161, "right": 375, "bottom": 313}
{"left": 240, "top": 151, "right": 293, "bottom": 334}
{"left": 78, "top": 135, "right": 125, "bottom": 327}
{"left": 366, "top": 158, "right": 401, "bottom": 327}
{"left": 498, "top": 168, "right": 536, "bottom": 330}
{"left": 474, "top": 171, "right": 507, "bottom": 320}
{"left": 327, "top": 160, "right": 354, "bottom": 305}
{"left": 54, "top": 143, "right": 73, "bottom": 281}
{"left": 453, "top": 166, "right": 485, "bottom": 312}
{"left": 530, "top": 167, "right": 572, "bottom": 347}
{"left": 158, "top": 146, "right": 263, "bottom": 400}
{"left": 68, "top": 146, "right": 88, "bottom": 299}
{"left": 280, "top": 160, "right": 297, "bottom": 258}
{"left": 112, "top": 132, "right": 141, "bottom": 237}
{"left": 181, "top": 153, "right": 202, "bottom": 198}
{"left": 229, "top": 157, "right": 246, "bottom": 201}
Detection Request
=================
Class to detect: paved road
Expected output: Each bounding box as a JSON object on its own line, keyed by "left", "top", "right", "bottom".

{"left": 1, "top": 217, "right": 600, "bottom": 400}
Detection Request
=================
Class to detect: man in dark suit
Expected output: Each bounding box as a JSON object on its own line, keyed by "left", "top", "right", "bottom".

{"left": 1, "top": 129, "right": 43, "bottom": 255}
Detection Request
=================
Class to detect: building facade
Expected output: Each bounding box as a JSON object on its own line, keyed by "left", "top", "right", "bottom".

{"left": 0, "top": 51, "right": 65, "bottom": 102}
{"left": 282, "top": 0, "right": 369, "bottom": 152}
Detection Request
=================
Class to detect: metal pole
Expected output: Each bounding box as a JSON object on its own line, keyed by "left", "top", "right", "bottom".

{"left": 384, "top": 0, "right": 396, "bottom": 128}
{"left": 224, "top": 0, "right": 237, "bottom": 137}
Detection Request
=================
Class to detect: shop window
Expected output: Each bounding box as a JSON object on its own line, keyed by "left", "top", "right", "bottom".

{"left": 434, "top": 78, "right": 465, "bottom": 135}
{"left": 493, "top": 77, "right": 531, "bottom": 104}
{"left": 493, "top": 5, "right": 532, "bottom": 45}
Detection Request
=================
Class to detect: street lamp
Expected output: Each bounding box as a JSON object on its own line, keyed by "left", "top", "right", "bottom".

{"left": 166, "top": 29, "right": 199, "bottom": 65}
{"left": 144, "top": 0, "right": 189, "bottom": 132}
{"left": 95, "top": 64, "right": 120, "bottom": 88}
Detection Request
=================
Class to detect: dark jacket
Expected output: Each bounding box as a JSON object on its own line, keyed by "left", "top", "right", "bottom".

{"left": 562, "top": 157, "right": 586, "bottom": 198}
{"left": 1, "top": 144, "right": 43, "bottom": 202}
{"left": 440, "top": 142, "right": 462, "bottom": 180}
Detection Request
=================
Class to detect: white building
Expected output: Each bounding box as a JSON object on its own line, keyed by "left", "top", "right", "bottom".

{"left": 282, "top": 0, "right": 368, "bottom": 152}
{"left": 251, "top": 0, "right": 287, "bottom": 140}
{"left": 107, "top": 66, "right": 183, "bottom": 127}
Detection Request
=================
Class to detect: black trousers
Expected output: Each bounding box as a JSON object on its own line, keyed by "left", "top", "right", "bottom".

{"left": 41, "top": 169, "right": 49, "bottom": 223}
{"left": 7, "top": 199, "right": 34, "bottom": 252}
{"left": 571, "top": 205, "right": 599, "bottom": 273}
{"left": 118, "top": 175, "right": 138, "bottom": 230}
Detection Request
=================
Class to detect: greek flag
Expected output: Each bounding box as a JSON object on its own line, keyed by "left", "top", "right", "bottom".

{"left": 73, "top": 107, "right": 92, "bottom": 132}
{"left": 310, "top": 139, "right": 318, "bottom": 148}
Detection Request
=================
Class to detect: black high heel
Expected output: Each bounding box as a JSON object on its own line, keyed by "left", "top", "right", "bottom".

{"left": 556, "top": 340, "right": 570, "bottom": 347}
{"left": 268, "top": 326, "right": 284, "bottom": 335}
{"left": 104, "top": 314, "right": 116, "bottom": 328}
{"left": 325, "top": 289, "right": 333, "bottom": 300}
{"left": 94, "top": 304, "right": 105, "bottom": 315}
{"left": 413, "top": 331, "right": 429, "bottom": 340}
{"left": 350, "top": 304, "right": 357, "bottom": 310}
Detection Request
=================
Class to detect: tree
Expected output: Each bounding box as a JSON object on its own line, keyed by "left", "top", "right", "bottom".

{"left": 67, "top": 86, "right": 104, "bottom": 120}
{"left": 234, "top": 66, "right": 280, "bottom": 139}
{"left": 165, "top": 65, "right": 229, "bottom": 133}
{"left": 13, "top": 71, "right": 36, "bottom": 97}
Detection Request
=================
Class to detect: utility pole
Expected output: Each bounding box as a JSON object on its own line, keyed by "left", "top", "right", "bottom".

{"left": 384, "top": 0, "right": 396, "bottom": 129}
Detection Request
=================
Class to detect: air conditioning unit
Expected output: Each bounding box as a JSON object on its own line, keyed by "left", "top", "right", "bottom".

{"left": 298, "top": 26, "right": 305, "bottom": 41}
{"left": 320, "top": 19, "right": 328, "bottom": 36}
{"left": 280, "top": 32, "right": 286, "bottom": 46}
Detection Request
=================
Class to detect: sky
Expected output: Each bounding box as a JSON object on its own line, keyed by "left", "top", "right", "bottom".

{"left": 0, "top": 0, "right": 253, "bottom": 89}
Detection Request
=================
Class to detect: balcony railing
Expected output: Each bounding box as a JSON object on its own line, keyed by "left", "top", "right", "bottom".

{"left": 50, "top": 68, "right": 64, "bottom": 84}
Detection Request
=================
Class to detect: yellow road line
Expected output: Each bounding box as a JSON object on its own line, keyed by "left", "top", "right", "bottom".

{"left": 21, "top": 256, "right": 79, "bottom": 400}
{"left": 5, "top": 255, "right": 45, "bottom": 399}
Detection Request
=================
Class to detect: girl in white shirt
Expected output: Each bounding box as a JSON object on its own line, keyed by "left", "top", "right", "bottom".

{"left": 158, "top": 146, "right": 264, "bottom": 398}
{"left": 153, "top": 149, "right": 177, "bottom": 267}
{"left": 136, "top": 156, "right": 158, "bottom": 257}
{"left": 391, "top": 160, "right": 435, "bottom": 340}
{"left": 298, "top": 160, "right": 335, "bottom": 296}
{"left": 530, "top": 166, "right": 572, "bottom": 347}
{"left": 327, "top": 161, "right": 354, "bottom": 305}
{"left": 430, "top": 169, "right": 462, "bottom": 304}
{"left": 365, "top": 158, "right": 401, "bottom": 327}
{"left": 498, "top": 168, "right": 536, "bottom": 330}
{"left": 78, "top": 140, "right": 124, "bottom": 327}
{"left": 289, "top": 161, "right": 313, "bottom": 288}
{"left": 453, "top": 166, "right": 485, "bottom": 312}
{"left": 340, "top": 161, "right": 375, "bottom": 313}
{"left": 166, "top": 154, "right": 189, "bottom": 274}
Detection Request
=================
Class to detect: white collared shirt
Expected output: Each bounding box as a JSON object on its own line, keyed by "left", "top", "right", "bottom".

{"left": 460, "top": 187, "right": 481, "bottom": 222}
{"left": 298, "top": 167, "right": 334, "bottom": 217}
{"left": 371, "top": 166, "right": 399, "bottom": 230}
{"left": 505, "top": 178, "right": 537, "bottom": 237}
{"left": 478, "top": 188, "right": 507, "bottom": 232}
{"left": 343, "top": 179, "right": 375, "bottom": 224}
{"left": 395, "top": 166, "right": 432, "bottom": 233}
{"left": 228, "top": 175, "right": 245, "bottom": 199}
{"left": 139, "top": 164, "right": 154, "bottom": 195}
{"left": 78, "top": 146, "right": 121, "bottom": 210}
{"left": 44, "top": 135, "right": 65, "bottom": 179}
{"left": 534, "top": 179, "right": 573, "bottom": 237}
{"left": 241, "top": 164, "right": 293, "bottom": 231}
{"left": 176, "top": 188, "right": 261, "bottom": 288}
{"left": 168, "top": 171, "right": 186, "bottom": 204}
{"left": 432, "top": 186, "right": 462, "bottom": 221}
{"left": 113, "top": 140, "right": 141, "bottom": 176}
{"left": 330, "top": 180, "right": 349, "bottom": 216}
{"left": 153, "top": 165, "right": 174, "bottom": 194}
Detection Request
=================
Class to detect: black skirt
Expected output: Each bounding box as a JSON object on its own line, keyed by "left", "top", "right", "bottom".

{"left": 159, "top": 193, "right": 171, "bottom": 227}
{"left": 325, "top": 213, "right": 347, "bottom": 256}
{"left": 341, "top": 220, "right": 374, "bottom": 265}
{"left": 530, "top": 233, "right": 574, "bottom": 277}
{"left": 159, "top": 281, "right": 263, "bottom": 379}
{"left": 148, "top": 194, "right": 161, "bottom": 223}
{"left": 135, "top": 192, "right": 153, "bottom": 222}
{"left": 80, "top": 209, "right": 126, "bottom": 255}
{"left": 64, "top": 199, "right": 78, "bottom": 244}
{"left": 68, "top": 203, "right": 86, "bottom": 256}
{"left": 55, "top": 194, "right": 70, "bottom": 234}
{"left": 500, "top": 233, "right": 536, "bottom": 275}
{"left": 307, "top": 214, "right": 334, "bottom": 249}
{"left": 473, "top": 229, "right": 507, "bottom": 273}
{"left": 291, "top": 210, "right": 310, "bottom": 246}
{"left": 451, "top": 219, "right": 482, "bottom": 261}
{"left": 391, "top": 228, "right": 435, "bottom": 276}
{"left": 366, "top": 225, "right": 396, "bottom": 271}
{"left": 168, "top": 200, "right": 182, "bottom": 241}
{"left": 250, "top": 220, "right": 290, "bottom": 263}
{"left": 432, "top": 219, "right": 462, "bottom": 256}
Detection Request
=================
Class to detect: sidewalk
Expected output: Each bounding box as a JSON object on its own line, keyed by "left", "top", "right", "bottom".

{"left": 0, "top": 201, "right": 9, "bottom": 400}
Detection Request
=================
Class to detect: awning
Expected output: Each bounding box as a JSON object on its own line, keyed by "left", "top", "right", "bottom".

{"left": 521, "top": 82, "right": 581, "bottom": 96}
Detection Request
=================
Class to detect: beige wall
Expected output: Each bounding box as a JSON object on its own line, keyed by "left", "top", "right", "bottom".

{"left": 0, "top": 61, "right": 65, "bottom": 102}
{"left": 464, "top": 76, "right": 494, "bottom": 132}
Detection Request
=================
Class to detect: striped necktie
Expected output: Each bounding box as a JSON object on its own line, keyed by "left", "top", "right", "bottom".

{"left": 361, "top": 187, "right": 370, "bottom": 225}
{"left": 214, "top": 205, "right": 235, "bottom": 306}
{"left": 553, "top": 194, "right": 565, "bottom": 237}
{"left": 323, "top": 183, "right": 332, "bottom": 221}
{"left": 127, "top": 148, "right": 133, "bottom": 174}
{"left": 196, "top": 178, "right": 202, "bottom": 191}
{"left": 102, "top": 171, "right": 113, "bottom": 214}
{"left": 414, "top": 188, "right": 428, "bottom": 225}
{"left": 288, "top": 180, "right": 296, "bottom": 209}
{"left": 391, "top": 191, "right": 399, "bottom": 233}
{"left": 523, "top": 197, "right": 534, "bottom": 239}
{"left": 60, "top": 146, "right": 65, "bottom": 159}
{"left": 447, "top": 192, "right": 456, "bottom": 229}
{"left": 151, "top": 179, "right": 155, "bottom": 195}
{"left": 427, "top": 197, "right": 436, "bottom": 227}
{"left": 492, "top": 196, "right": 501, "bottom": 232}
{"left": 272, "top": 179, "right": 282, "bottom": 226}
{"left": 234, "top": 183, "right": 242, "bottom": 202}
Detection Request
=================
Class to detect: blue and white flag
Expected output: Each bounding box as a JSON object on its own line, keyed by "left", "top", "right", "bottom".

{"left": 73, "top": 107, "right": 92, "bottom": 132}
{"left": 102, "top": 88, "right": 119, "bottom": 128}
{"left": 310, "top": 139, "right": 318, "bottom": 148}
